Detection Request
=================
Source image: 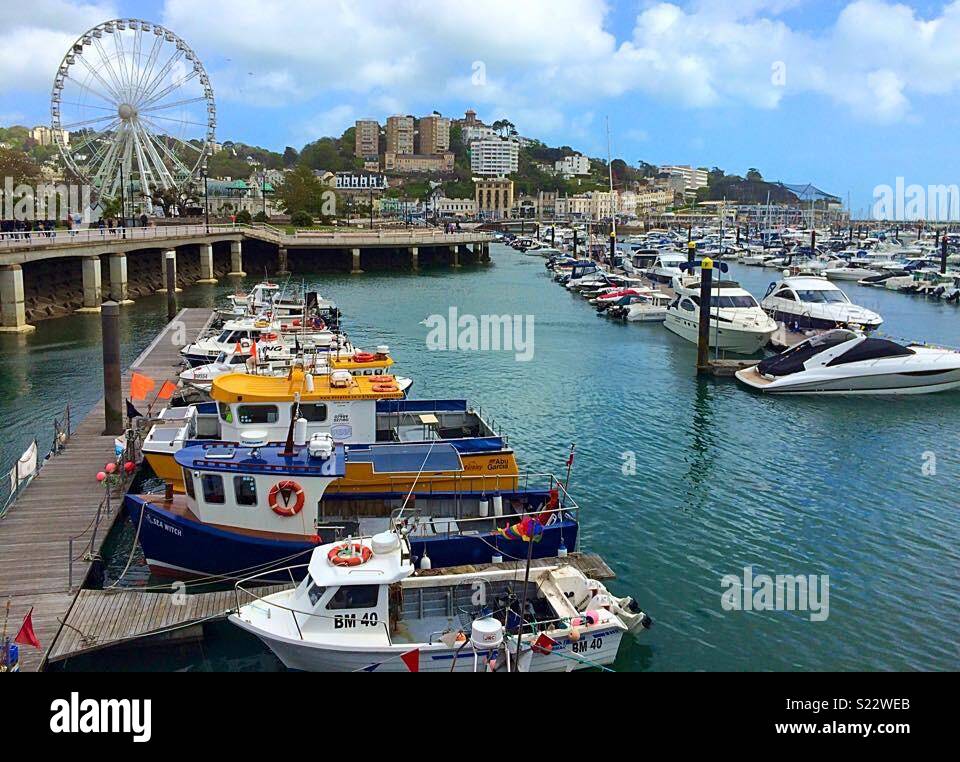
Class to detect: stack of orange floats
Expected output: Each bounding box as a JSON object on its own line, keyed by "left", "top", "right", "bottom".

{"left": 372, "top": 375, "right": 399, "bottom": 394}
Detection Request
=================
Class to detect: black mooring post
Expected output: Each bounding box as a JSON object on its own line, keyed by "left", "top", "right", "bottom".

{"left": 101, "top": 301, "right": 123, "bottom": 435}
{"left": 165, "top": 251, "right": 178, "bottom": 323}
{"left": 942, "top": 233, "right": 949, "bottom": 275}
{"left": 696, "top": 257, "right": 714, "bottom": 375}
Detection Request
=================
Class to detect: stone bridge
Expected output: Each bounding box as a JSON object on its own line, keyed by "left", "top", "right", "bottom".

{"left": 0, "top": 224, "right": 492, "bottom": 332}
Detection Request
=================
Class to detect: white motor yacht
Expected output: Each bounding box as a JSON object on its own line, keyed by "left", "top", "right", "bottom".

{"left": 736, "top": 329, "right": 960, "bottom": 394}
{"left": 664, "top": 280, "right": 777, "bottom": 354}
{"left": 761, "top": 275, "right": 883, "bottom": 330}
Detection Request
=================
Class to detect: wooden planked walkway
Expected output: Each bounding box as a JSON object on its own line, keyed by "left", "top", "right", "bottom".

{"left": 0, "top": 307, "right": 214, "bottom": 671}
{"left": 47, "top": 554, "right": 611, "bottom": 664}
{"left": 47, "top": 584, "right": 288, "bottom": 663}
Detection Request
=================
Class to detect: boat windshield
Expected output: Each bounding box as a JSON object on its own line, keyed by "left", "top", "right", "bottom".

{"left": 713, "top": 295, "right": 759, "bottom": 308}
{"left": 796, "top": 289, "right": 847, "bottom": 303}
{"left": 756, "top": 331, "right": 856, "bottom": 376}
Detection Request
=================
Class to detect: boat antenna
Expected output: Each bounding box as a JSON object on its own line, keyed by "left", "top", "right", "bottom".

{"left": 281, "top": 391, "right": 300, "bottom": 456}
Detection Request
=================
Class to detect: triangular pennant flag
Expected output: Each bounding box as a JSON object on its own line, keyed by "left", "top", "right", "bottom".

{"left": 361, "top": 663, "right": 380, "bottom": 672}
{"left": 400, "top": 648, "right": 420, "bottom": 673}
{"left": 129, "top": 372, "right": 156, "bottom": 401}
{"left": 126, "top": 399, "right": 144, "bottom": 420}
{"left": 14, "top": 607, "right": 41, "bottom": 649}
{"left": 156, "top": 380, "right": 178, "bottom": 400}
{"left": 250, "top": 340, "right": 258, "bottom": 361}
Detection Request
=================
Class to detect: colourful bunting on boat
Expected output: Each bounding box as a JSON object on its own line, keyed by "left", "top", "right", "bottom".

{"left": 497, "top": 515, "right": 544, "bottom": 543}
{"left": 400, "top": 648, "right": 420, "bottom": 673}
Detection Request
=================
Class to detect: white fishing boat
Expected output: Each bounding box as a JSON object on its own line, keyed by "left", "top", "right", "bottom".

{"left": 230, "top": 531, "right": 651, "bottom": 672}
{"left": 664, "top": 280, "right": 777, "bottom": 354}
{"left": 736, "top": 329, "right": 960, "bottom": 395}
{"left": 180, "top": 316, "right": 344, "bottom": 367}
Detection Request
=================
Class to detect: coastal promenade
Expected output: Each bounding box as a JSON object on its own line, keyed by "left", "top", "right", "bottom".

{"left": 0, "top": 307, "right": 214, "bottom": 671}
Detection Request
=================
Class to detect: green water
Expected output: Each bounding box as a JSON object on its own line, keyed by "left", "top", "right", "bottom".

{"left": 4, "top": 246, "right": 959, "bottom": 671}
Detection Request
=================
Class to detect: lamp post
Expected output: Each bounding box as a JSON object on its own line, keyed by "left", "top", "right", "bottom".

{"left": 118, "top": 162, "right": 126, "bottom": 239}
{"left": 203, "top": 162, "right": 210, "bottom": 234}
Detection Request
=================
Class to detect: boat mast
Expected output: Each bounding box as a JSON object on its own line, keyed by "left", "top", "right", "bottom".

{"left": 606, "top": 116, "right": 617, "bottom": 262}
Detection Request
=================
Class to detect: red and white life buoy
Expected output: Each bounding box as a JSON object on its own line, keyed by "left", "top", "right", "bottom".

{"left": 268, "top": 480, "right": 305, "bottom": 517}
{"left": 354, "top": 351, "right": 376, "bottom": 363}
{"left": 328, "top": 543, "right": 373, "bottom": 567}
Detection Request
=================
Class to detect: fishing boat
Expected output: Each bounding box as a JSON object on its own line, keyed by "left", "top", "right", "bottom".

{"left": 142, "top": 368, "right": 519, "bottom": 494}
{"left": 179, "top": 344, "right": 411, "bottom": 394}
{"left": 126, "top": 435, "right": 577, "bottom": 579}
{"left": 760, "top": 275, "right": 883, "bottom": 330}
{"left": 735, "top": 329, "right": 960, "bottom": 395}
{"left": 180, "top": 316, "right": 345, "bottom": 367}
{"left": 229, "top": 530, "right": 649, "bottom": 671}
{"left": 664, "top": 281, "right": 777, "bottom": 354}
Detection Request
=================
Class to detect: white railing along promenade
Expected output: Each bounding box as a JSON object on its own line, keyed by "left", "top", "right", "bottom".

{"left": 0, "top": 223, "right": 491, "bottom": 253}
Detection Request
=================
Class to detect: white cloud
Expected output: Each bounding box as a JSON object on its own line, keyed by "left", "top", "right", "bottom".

{"left": 0, "top": 1, "right": 117, "bottom": 94}
{"left": 4, "top": 0, "right": 960, "bottom": 141}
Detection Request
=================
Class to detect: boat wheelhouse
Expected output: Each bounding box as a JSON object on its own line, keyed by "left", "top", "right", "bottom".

{"left": 143, "top": 369, "right": 519, "bottom": 494}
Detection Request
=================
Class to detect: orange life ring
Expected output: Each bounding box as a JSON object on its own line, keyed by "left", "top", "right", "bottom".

{"left": 373, "top": 384, "right": 397, "bottom": 393}
{"left": 268, "top": 480, "right": 305, "bottom": 517}
{"left": 354, "top": 352, "right": 376, "bottom": 363}
{"left": 260, "top": 332, "right": 278, "bottom": 341}
{"left": 328, "top": 543, "right": 373, "bottom": 567}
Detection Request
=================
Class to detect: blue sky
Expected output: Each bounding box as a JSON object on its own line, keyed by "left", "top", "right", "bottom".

{"left": 3, "top": 0, "right": 960, "bottom": 214}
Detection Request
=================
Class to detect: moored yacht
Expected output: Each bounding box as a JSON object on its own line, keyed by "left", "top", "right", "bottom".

{"left": 664, "top": 281, "right": 777, "bottom": 354}
{"left": 761, "top": 275, "right": 883, "bottom": 330}
{"left": 736, "top": 329, "right": 960, "bottom": 394}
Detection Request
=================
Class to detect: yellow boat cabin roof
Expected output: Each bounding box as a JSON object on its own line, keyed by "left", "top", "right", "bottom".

{"left": 212, "top": 368, "right": 405, "bottom": 403}
{"left": 328, "top": 352, "right": 394, "bottom": 371}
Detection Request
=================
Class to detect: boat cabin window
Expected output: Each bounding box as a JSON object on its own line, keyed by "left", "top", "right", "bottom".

{"left": 216, "top": 330, "right": 232, "bottom": 342}
{"left": 308, "top": 583, "right": 326, "bottom": 607}
{"left": 295, "top": 403, "right": 328, "bottom": 423}
{"left": 680, "top": 298, "right": 696, "bottom": 312}
{"left": 326, "top": 585, "right": 380, "bottom": 610}
{"left": 201, "top": 474, "right": 225, "bottom": 505}
{"left": 796, "top": 289, "right": 847, "bottom": 304}
{"left": 234, "top": 476, "right": 257, "bottom": 506}
{"left": 183, "top": 468, "right": 196, "bottom": 499}
{"left": 714, "top": 294, "right": 759, "bottom": 308}
{"left": 776, "top": 289, "right": 798, "bottom": 301}
{"left": 219, "top": 402, "right": 232, "bottom": 422}
{"left": 237, "top": 405, "right": 279, "bottom": 424}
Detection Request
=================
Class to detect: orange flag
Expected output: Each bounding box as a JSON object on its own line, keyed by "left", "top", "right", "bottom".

{"left": 14, "top": 607, "right": 41, "bottom": 649}
{"left": 156, "top": 380, "right": 178, "bottom": 400}
{"left": 250, "top": 340, "right": 258, "bottom": 361}
{"left": 129, "top": 372, "right": 156, "bottom": 401}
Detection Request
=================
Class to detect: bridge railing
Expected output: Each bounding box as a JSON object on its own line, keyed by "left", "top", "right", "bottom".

{"left": 0, "top": 224, "right": 243, "bottom": 250}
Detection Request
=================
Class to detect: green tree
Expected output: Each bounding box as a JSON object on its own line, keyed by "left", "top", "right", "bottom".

{"left": 746, "top": 168, "right": 763, "bottom": 182}
{"left": 276, "top": 164, "right": 328, "bottom": 215}
{"left": 282, "top": 146, "right": 299, "bottom": 167}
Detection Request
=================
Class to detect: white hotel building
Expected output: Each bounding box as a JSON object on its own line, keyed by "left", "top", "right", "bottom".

{"left": 658, "top": 165, "right": 708, "bottom": 191}
{"left": 470, "top": 138, "right": 519, "bottom": 176}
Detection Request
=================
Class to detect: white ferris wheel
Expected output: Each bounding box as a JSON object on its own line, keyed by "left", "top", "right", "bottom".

{"left": 50, "top": 18, "right": 216, "bottom": 208}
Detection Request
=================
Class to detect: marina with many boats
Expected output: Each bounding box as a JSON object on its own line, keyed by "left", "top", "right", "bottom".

{"left": 1, "top": 233, "right": 958, "bottom": 673}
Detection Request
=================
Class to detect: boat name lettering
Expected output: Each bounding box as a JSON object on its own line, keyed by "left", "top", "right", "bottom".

{"left": 333, "top": 612, "right": 379, "bottom": 629}
{"left": 146, "top": 514, "right": 183, "bottom": 537}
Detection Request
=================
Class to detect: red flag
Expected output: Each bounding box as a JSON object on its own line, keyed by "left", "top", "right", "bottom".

{"left": 566, "top": 451, "right": 575, "bottom": 467}
{"left": 156, "top": 380, "right": 177, "bottom": 400}
{"left": 400, "top": 648, "right": 420, "bottom": 673}
{"left": 129, "top": 372, "right": 155, "bottom": 401}
{"left": 14, "top": 607, "right": 41, "bottom": 649}
{"left": 250, "top": 340, "right": 258, "bottom": 362}
{"left": 532, "top": 633, "right": 557, "bottom": 655}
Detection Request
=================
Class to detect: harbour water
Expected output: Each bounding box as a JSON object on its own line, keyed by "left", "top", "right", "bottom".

{"left": 2, "top": 244, "right": 958, "bottom": 671}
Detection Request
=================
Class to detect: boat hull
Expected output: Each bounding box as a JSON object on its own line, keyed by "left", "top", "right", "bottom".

{"left": 735, "top": 365, "right": 960, "bottom": 395}
{"left": 124, "top": 495, "right": 578, "bottom": 581}
{"left": 664, "top": 313, "right": 772, "bottom": 354}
